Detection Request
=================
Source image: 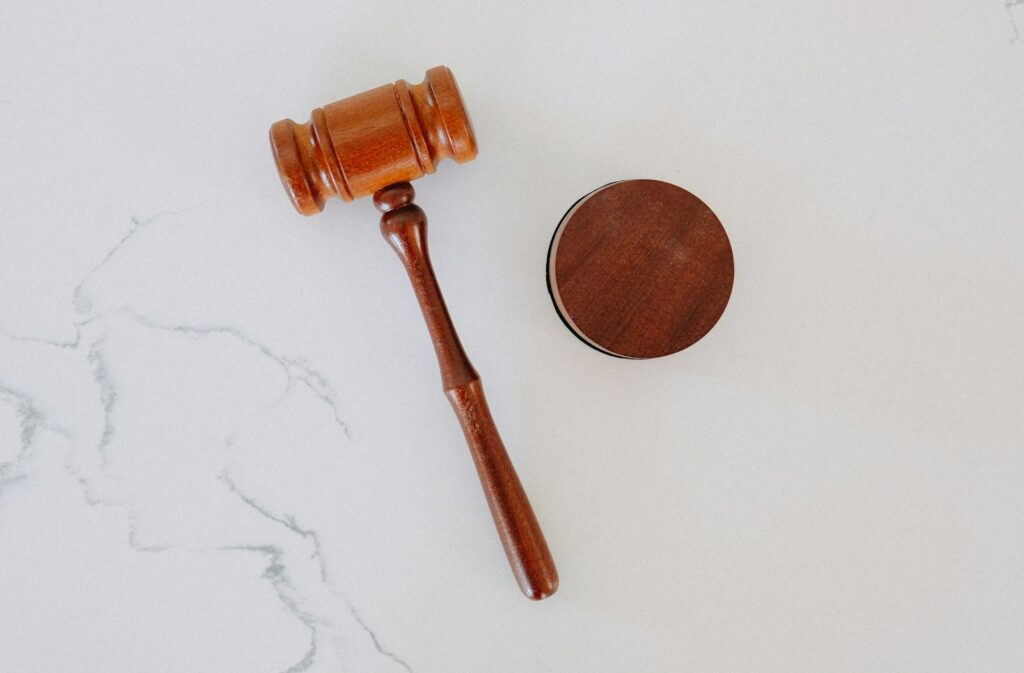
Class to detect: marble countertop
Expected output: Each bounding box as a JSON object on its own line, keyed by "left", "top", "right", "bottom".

{"left": 2, "top": 2, "right": 1023, "bottom": 671}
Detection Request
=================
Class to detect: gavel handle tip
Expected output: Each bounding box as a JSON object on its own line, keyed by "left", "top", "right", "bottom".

{"left": 446, "top": 380, "right": 559, "bottom": 601}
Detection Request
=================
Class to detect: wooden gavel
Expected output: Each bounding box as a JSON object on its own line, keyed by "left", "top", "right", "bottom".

{"left": 269, "top": 66, "right": 557, "bottom": 599}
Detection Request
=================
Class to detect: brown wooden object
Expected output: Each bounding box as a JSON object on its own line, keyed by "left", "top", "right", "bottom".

{"left": 547, "top": 180, "right": 734, "bottom": 359}
{"left": 270, "top": 66, "right": 477, "bottom": 214}
{"left": 269, "top": 67, "right": 557, "bottom": 600}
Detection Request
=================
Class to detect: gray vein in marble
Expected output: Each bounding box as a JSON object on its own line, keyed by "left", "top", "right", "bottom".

{"left": 127, "top": 537, "right": 322, "bottom": 672}
{"left": 1009, "top": 0, "right": 1024, "bottom": 42}
{"left": 122, "top": 496, "right": 324, "bottom": 673}
{"left": 0, "top": 313, "right": 103, "bottom": 351}
{"left": 123, "top": 309, "right": 351, "bottom": 439}
{"left": 0, "top": 326, "right": 78, "bottom": 350}
{"left": 126, "top": 518, "right": 173, "bottom": 553}
{"left": 73, "top": 211, "right": 184, "bottom": 316}
{"left": 219, "top": 464, "right": 414, "bottom": 672}
{"left": 347, "top": 602, "right": 414, "bottom": 673}
{"left": 86, "top": 336, "right": 117, "bottom": 461}
{"left": 217, "top": 472, "right": 325, "bottom": 672}
{"left": 0, "top": 385, "right": 44, "bottom": 488}
{"left": 224, "top": 544, "right": 320, "bottom": 673}
{"left": 219, "top": 469, "right": 329, "bottom": 583}
{"left": 122, "top": 498, "right": 324, "bottom": 672}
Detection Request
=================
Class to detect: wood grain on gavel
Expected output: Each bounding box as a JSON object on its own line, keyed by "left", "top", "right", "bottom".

{"left": 270, "top": 66, "right": 558, "bottom": 600}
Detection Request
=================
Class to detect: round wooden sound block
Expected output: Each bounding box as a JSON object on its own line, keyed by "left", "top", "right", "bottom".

{"left": 546, "top": 179, "right": 734, "bottom": 359}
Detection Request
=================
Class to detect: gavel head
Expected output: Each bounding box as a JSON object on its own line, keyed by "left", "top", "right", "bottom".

{"left": 270, "top": 66, "right": 478, "bottom": 215}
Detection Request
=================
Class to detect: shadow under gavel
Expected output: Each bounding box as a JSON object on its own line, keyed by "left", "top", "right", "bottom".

{"left": 269, "top": 66, "right": 558, "bottom": 600}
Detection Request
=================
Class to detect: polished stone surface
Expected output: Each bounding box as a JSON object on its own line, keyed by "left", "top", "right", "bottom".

{"left": 1, "top": 2, "right": 1023, "bottom": 671}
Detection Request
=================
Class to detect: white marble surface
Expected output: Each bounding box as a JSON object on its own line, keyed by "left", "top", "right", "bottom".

{"left": 2, "top": 1, "right": 1023, "bottom": 671}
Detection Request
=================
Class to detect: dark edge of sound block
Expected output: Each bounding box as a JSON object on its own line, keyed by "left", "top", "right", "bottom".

{"left": 544, "top": 181, "right": 627, "bottom": 359}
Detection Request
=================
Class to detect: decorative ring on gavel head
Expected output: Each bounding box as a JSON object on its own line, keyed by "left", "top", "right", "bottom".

{"left": 269, "top": 65, "right": 478, "bottom": 214}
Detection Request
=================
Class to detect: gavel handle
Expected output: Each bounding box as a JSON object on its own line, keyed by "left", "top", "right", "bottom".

{"left": 375, "top": 184, "right": 558, "bottom": 600}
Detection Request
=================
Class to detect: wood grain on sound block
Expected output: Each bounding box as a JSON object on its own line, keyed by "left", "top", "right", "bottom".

{"left": 547, "top": 179, "right": 734, "bottom": 359}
